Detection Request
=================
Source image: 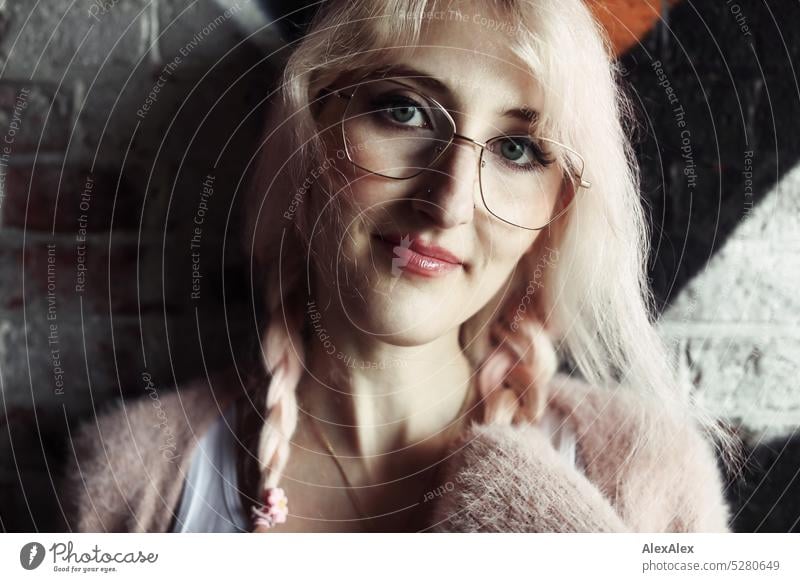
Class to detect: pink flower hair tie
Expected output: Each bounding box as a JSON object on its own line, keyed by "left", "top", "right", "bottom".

{"left": 252, "top": 487, "right": 289, "bottom": 529}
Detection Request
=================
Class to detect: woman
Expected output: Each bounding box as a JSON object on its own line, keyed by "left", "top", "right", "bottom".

{"left": 62, "top": 0, "right": 739, "bottom": 533}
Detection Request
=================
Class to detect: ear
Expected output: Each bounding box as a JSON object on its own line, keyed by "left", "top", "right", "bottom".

{"left": 556, "top": 176, "right": 576, "bottom": 214}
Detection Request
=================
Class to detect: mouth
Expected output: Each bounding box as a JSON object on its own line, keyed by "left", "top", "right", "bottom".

{"left": 372, "top": 233, "right": 465, "bottom": 278}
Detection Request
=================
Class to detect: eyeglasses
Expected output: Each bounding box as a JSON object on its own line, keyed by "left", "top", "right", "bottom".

{"left": 319, "top": 76, "right": 591, "bottom": 230}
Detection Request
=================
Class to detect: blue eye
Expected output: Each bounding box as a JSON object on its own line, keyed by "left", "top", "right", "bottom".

{"left": 371, "top": 95, "right": 431, "bottom": 128}
{"left": 500, "top": 139, "right": 528, "bottom": 162}
{"left": 490, "top": 137, "right": 556, "bottom": 171}
{"left": 389, "top": 104, "right": 417, "bottom": 123}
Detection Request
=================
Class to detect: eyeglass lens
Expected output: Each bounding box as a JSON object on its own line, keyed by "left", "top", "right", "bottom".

{"left": 340, "top": 79, "right": 584, "bottom": 229}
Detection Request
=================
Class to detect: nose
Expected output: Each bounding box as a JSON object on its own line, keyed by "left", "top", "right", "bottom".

{"left": 410, "top": 138, "right": 482, "bottom": 228}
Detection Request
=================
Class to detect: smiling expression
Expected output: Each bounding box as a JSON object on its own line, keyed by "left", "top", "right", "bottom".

{"left": 305, "top": 16, "right": 567, "bottom": 346}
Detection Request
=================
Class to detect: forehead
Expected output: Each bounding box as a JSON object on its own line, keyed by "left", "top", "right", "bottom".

{"left": 399, "top": 13, "right": 543, "bottom": 114}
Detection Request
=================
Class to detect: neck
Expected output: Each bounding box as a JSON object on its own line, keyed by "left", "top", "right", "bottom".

{"left": 297, "top": 305, "right": 476, "bottom": 481}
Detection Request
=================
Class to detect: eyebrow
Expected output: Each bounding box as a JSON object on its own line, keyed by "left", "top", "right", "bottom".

{"left": 366, "top": 63, "right": 538, "bottom": 124}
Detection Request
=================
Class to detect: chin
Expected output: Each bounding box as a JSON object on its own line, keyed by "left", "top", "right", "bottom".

{"left": 323, "top": 236, "right": 472, "bottom": 343}
{"left": 343, "top": 287, "right": 461, "bottom": 347}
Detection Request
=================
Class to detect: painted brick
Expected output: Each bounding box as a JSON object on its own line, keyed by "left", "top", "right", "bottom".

{"left": 0, "top": 1, "right": 149, "bottom": 80}
{"left": 0, "top": 81, "right": 72, "bottom": 153}
{"left": 0, "top": 164, "right": 140, "bottom": 232}
{"left": 0, "top": 234, "right": 165, "bottom": 316}
{"left": 0, "top": 309, "right": 249, "bottom": 416}
{"left": 157, "top": 0, "right": 247, "bottom": 70}
{"left": 660, "top": 162, "right": 800, "bottom": 441}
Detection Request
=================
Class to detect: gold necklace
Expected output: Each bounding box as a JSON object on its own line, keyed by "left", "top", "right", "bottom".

{"left": 303, "top": 378, "right": 475, "bottom": 532}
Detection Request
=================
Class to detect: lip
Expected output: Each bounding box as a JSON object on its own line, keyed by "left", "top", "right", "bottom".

{"left": 373, "top": 233, "right": 464, "bottom": 278}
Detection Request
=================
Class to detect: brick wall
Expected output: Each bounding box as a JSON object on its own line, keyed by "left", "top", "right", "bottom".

{"left": 618, "top": 0, "right": 800, "bottom": 531}
{"left": 0, "top": 0, "right": 279, "bottom": 531}
{"left": 614, "top": 1, "right": 800, "bottom": 443}
{"left": 660, "top": 166, "right": 800, "bottom": 442}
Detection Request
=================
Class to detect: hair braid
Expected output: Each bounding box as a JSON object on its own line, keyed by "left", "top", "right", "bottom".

{"left": 477, "top": 300, "right": 558, "bottom": 426}
{"left": 251, "top": 266, "right": 307, "bottom": 529}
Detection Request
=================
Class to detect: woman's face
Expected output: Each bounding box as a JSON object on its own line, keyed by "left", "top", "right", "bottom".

{"left": 308, "top": 16, "right": 563, "bottom": 347}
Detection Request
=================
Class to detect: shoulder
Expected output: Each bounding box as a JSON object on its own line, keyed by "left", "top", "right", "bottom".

{"left": 429, "top": 373, "right": 731, "bottom": 532}
{"left": 546, "top": 373, "right": 732, "bottom": 532}
{"left": 61, "top": 367, "right": 246, "bottom": 532}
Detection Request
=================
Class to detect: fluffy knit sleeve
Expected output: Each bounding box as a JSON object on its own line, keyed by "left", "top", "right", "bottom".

{"left": 426, "top": 421, "right": 630, "bottom": 532}
{"left": 426, "top": 374, "right": 733, "bottom": 533}
{"left": 548, "top": 375, "right": 733, "bottom": 533}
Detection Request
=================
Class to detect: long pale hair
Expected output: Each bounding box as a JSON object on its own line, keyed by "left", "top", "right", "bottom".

{"left": 242, "top": 0, "right": 740, "bottom": 525}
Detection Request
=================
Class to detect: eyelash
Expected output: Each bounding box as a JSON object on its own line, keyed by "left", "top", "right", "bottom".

{"left": 496, "top": 141, "right": 556, "bottom": 174}
{"left": 369, "top": 92, "right": 556, "bottom": 173}
{"left": 371, "top": 94, "right": 432, "bottom": 129}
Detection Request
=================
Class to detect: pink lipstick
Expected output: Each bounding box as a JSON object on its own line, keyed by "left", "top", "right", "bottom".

{"left": 373, "top": 233, "right": 464, "bottom": 278}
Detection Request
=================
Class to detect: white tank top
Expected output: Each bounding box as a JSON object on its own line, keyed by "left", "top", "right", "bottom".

{"left": 171, "top": 403, "right": 250, "bottom": 532}
{"left": 171, "top": 403, "right": 582, "bottom": 532}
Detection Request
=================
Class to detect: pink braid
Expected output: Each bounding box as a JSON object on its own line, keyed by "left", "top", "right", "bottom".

{"left": 251, "top": 275, "right": 307, "bottom": 530}
{"left": 477, "top": 301, "right": 558, "bottom": 426}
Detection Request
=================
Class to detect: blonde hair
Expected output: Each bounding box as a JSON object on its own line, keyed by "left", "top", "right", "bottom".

{"left": 242, "top": 0, "right": 741, "bottom": 525}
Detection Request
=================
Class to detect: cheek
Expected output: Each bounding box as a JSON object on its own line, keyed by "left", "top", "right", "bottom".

{"left": 308, "top": 172, "right": 405, "bottom": 267}
{"left": 340, "top": 171, "right": 408, "bottom": 210}
{"left": 318, "top": 122, "right": 406, "bottom": 210}
{"left": 467, "top": 228, "right": 539, "bottom": 301}
{"left": 326, "top": 172, "right": 413, "bottom": 246}
{"left": 478, "top": 226, "right": 540, "bottom": 273}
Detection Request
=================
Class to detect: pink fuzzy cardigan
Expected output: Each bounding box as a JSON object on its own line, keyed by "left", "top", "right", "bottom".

{"left": 60, "top": 369, "right": 732, "bottom": 533}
